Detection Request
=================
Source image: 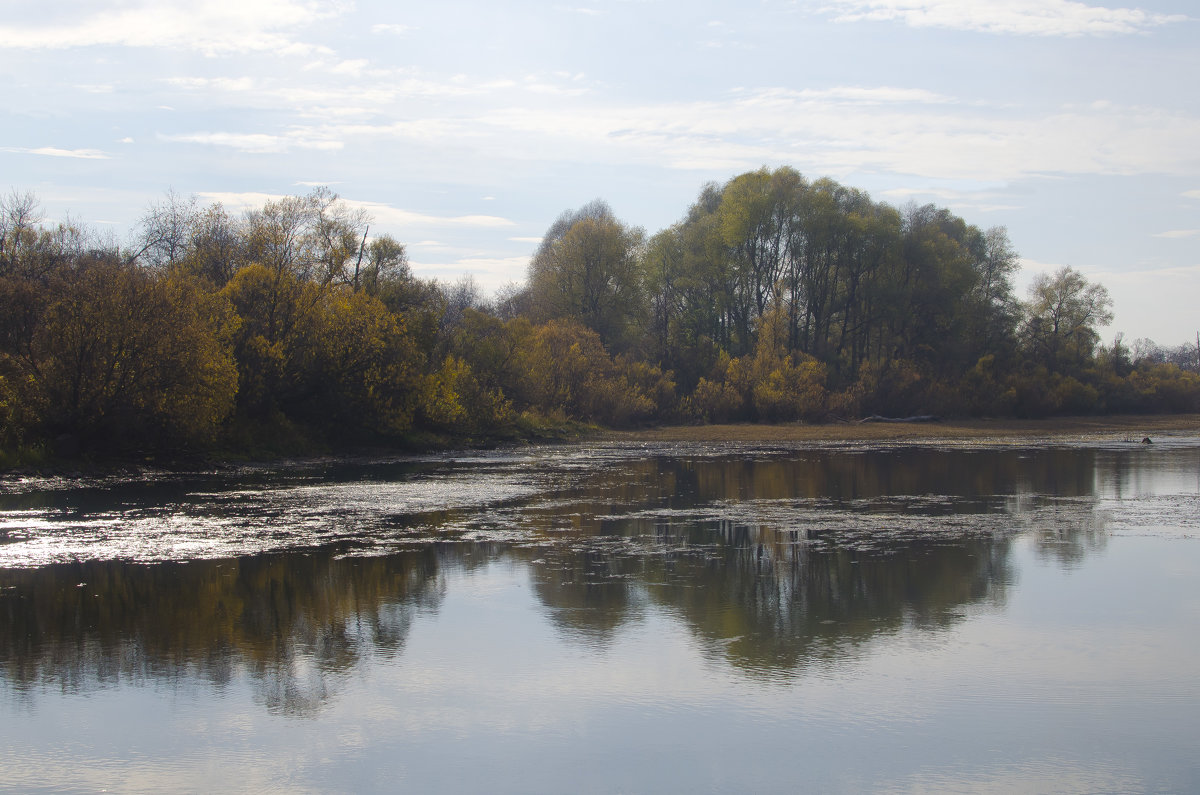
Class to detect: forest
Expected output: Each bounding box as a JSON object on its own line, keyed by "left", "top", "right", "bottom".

{"left": 2, "top": 167, "right": 1198, "bottom": 461}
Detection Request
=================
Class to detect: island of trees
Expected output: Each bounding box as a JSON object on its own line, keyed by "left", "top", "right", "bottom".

{"left": 2, "top": 167, "right": 1198, "bottom": 462}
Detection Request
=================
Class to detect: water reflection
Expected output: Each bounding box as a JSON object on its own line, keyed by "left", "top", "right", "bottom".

{"left": 0, "top": 549, "right": 446, "bottom": 715}
{"left": 2, "top": 440, "right": 1196, "bottom": 705}
{"left": 2, "top": 530, "right": 1021, "bottom": 700}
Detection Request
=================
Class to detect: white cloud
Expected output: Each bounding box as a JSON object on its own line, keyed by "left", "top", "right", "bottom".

{"left": 820, "top": 0, "right": 1188, "bottom": 36}
{"left": 330, "top": 59, "right": 370, "bottom": 77}
{"left": 346, "top": 201, "right": 516, "bottom": 229}
{"left": 371, "top": 23, "right": 411, "bottom": 35}
{"left": 472, "top": 92, "right": 1200, "bottom": 181}
{"left": 410, "top": 255, "right": 531, "bottom": 292}
{"left": 1, "top": 146, "right": 110, "bottom": 159}
{"left": 164, "top": 76, "right": 256, "bottom": 92}
{"left": 0, "top": 0, "right": 345, "bottom": 56}
{"left": 747, "top": 86, "right": 956, "bottom": 105}
{"left": 878, "top": 186, "right": 1023, "bottom": 213}
{"left": 160, "top": 131, "right": 343, "bottom": 153}
{"left": 1184, "top": 190, "right": 1200, "bottom": 199}
{"left": 140, "top": 72, "right": 1200, "bottom": 186}
{"left": 1153, "top": 230, "right": 1200, "bottom": 239}
{"left": 194, "top": 192, "right": 515, "bottom": 230}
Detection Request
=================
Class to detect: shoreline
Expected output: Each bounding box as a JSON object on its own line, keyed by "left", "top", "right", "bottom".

{"left": 597, "top": 414, "right": 1200, "bottom": 445}
{"left": 5, "top": 414, "right": 1198, "bottom": 480}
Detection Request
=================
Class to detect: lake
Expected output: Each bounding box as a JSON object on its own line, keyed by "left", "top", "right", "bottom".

{"left": 2, "top": 436, "right": 1199, "bottom": 793}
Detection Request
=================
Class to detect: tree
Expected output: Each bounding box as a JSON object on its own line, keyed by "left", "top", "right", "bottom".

{"left": 31, "top": 257, "right": 238, "bottom": 449}
{"left": 527, "top": 200, "right": 646, "bottom": 351}
{"left": 359, "top": 234, "right": 408, "bottom": 294}
{"left": 1022, "top": 267, "right": 1113, "bottom": 372}
{"left": 242, "top": 187, "right": 368, "bottom": 286}
{"left": 179, "top": 203, "right": 245, "bottom": 287}
{"left": 717, "top": 167, "right": 797, "bottom": 352}
{"left": 132, "top": 189, "right": 199, "bottom": 269}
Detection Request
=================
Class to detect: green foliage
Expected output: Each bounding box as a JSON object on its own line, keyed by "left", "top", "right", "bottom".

{"left": 527, "top": 201, "right": 647, "bottom": 352}
{"left": 1022, "top": 266, "right": 1113, "bottom": 374}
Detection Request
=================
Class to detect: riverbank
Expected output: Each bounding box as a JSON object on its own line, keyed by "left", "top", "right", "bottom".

{"left": 5, "top": 414, "right": 1198, "bottom": 478}
{"left": 599, "top": 414, "right": 1200, "bottom": 446}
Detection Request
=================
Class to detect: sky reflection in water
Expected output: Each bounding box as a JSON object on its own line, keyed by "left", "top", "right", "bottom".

{"left": 1, "top": 438, "right": 1199, "bottom": 793}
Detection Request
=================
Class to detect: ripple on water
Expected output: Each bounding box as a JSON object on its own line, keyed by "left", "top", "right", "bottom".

{"left": 0, "top": 467, "right": 547, "bottom": 567}
{"left": 2, "top": 439, "right": 1198, "bottom": 566}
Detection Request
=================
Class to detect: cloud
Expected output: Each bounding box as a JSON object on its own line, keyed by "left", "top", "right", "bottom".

{"left": 747, "top": 86, "right": 956, "bottom": 105}
{"left": 151, "top": 73, "right": 1200, "bottom": 186}
{"left": 330, "top": 59, "right": 370, "bottom": 77}
{"left": 878, "top": 186, "right": 1023, "bottom": 213}
{"left": 410, "top": 256, "right": 531, "bottom": 292}
{"left": 1153, "top": 230, "right": 1200, "bottom": 239}
{"left": 371, "top": 23, "right": 411, "bottom": 35}
{"left": 1, "top": 146, "right": 110, "bottom": 159}
{"left": 473, "top": 91, "right": 1200, "bottom": 181}
{"left": 160, "top": 131, "right": 343, "bottom": 153}
{"left": 0, "top": 0, "right": 345, "bottom": 56}
{"left": 194, "top": 192, "right": 515, "bottom": 229}
{"left": 163, "top": 76, "right": 256, "bottom": 92}
{"left": 346, "top": 201, "right": 516, "bottom": 229}
{"left": 820, "top": 0, "right": 1188, "bottom": 36}
{"left": 1184, "top": 190, "right": 1200, "bottom": 199}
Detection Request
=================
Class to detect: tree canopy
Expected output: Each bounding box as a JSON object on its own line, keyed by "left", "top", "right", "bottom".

{"left": 1, "top": 176, "right": 1196, "bottom": 463}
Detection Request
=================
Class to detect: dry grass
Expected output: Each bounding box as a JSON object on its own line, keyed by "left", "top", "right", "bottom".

{"left": 599, "top": 414, "right": 1200, "bottom": 445}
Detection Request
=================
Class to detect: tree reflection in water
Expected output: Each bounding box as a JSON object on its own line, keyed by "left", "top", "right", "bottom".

{"left": 0, "top": 441, "right": 1147, "bottom": 711}
{"left": 0, "top": 548, "right": 447, "bottom": 715}
{"left": 2, "top": 531, "right": 1028, "bottom": 702}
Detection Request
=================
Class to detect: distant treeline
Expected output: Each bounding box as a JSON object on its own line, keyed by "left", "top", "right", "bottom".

{"left": 2, "top": 169, "right": 1198, "bottom": 460}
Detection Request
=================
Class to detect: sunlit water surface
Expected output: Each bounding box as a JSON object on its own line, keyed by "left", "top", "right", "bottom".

{"left": 2, "top": 437, "right": 1199, "bottom": 793}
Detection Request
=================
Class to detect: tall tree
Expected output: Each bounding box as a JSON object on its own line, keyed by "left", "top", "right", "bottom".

{"left": 1022, "top": 266, "right": 1113, "bottom": 372}
{"left": 527, "top": 200, "right": 646, "bottom": 351}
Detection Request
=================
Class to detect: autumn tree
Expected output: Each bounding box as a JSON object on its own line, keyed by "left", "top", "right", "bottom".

{"left": 179, "top": 203, "right": 246, "bottom": 287}
{"left": 1022, "top": 267, "right": 1113, "bottom": 372}
{"left": 242, "top": 187, "right": 368, "bottom": 286}
{"left": 527, "top": 200, "right": 647, "bottom": 352}
{"left": 27, "top": 255, "right": 238, "bottom": 449}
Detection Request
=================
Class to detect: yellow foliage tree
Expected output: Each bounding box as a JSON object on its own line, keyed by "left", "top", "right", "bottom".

{"left": 32, "top": 260, "right": 239, "bottom": 448}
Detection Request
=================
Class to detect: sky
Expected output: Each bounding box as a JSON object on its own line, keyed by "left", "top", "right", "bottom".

{"left": 2, "top": 0, "right": 1198, "bottom": 345}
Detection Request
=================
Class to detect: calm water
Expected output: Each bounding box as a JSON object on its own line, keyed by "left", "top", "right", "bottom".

{"left": 2, "top": 437, "right": 1199, "bottom": 793}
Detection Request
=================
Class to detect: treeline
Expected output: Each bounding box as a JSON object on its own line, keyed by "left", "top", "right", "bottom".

{"left": 1, "top": 170, "right": 1198, "bottom": 460}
